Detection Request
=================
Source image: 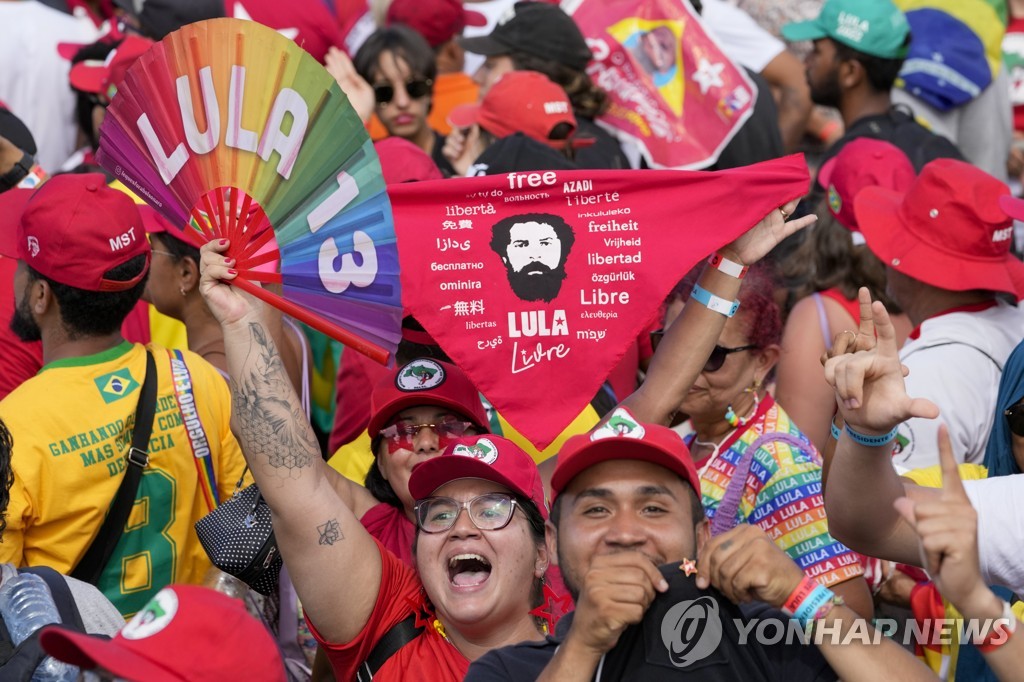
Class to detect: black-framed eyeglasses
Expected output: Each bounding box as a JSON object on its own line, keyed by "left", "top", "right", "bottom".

{"left": 379, "top": 418, "right": 473, "bottom": 454}
{"left": 373, "top": 78, "right": 433, "bottom": 105}
{"left": 415, "top": 493, "right": 518, "bottom": 534}
{"left": 1006, "top": 402, "right": 1024, "bottom": 437}
{"left": 650, "top": 329, "right": 757, "bottom": 373}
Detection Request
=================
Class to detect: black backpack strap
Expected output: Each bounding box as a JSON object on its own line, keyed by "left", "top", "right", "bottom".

{"left": 21, "top": 566, "right": 84, "bottom": 630}
{"left": 355, "top": 615, "right": 424, "bottom": 681}
{"left": 72, "top": 350, "right": 158, "bottom": 584}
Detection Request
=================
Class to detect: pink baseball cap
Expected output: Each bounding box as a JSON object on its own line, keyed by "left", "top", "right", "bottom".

{"left": 817, "top": 138, "right": 916, "bottom": 232}
{"left": 552, "top": 407, "right": 701, "bottom": 498}
{"left": 40, "top": 584, "right": 286, "bottom": 682}
{"left": 409, "top": 434, "right": 547, "bottom": 518}
{"left": 367, "top": 357, "right": 490, "bottom": 437}
{"left": 69, "top": 35, "right": 154, "bottom": 102}
{"left": 0, "top": 174, "right": 150, "bottom": 291}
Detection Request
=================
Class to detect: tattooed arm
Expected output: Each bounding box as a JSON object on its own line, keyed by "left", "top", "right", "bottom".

{"left": 200, "top": 240, "right": 382, "bottom": 645}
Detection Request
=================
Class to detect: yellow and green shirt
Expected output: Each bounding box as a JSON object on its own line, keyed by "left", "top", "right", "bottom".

{"left": 0, "top": 342, "right": 246, "bottom": 616}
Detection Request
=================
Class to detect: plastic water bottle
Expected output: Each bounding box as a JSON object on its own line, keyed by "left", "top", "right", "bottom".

{"left": 0, "top": 572, "right": 78, "bottom": 682}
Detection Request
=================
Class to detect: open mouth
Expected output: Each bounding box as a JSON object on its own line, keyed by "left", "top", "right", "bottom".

{"left": 448, "top": 553, "right": 492, "bottom": 587}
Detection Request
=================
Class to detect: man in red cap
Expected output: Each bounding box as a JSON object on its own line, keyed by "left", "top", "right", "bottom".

{"left": 0, "top": 174, "right": 246, "bottom": 616}
{"left": 854, "top": 158, "right": 1024, "bottom": 468}
{"left": 41, "top": 584, "right": 287, "bottom": 681}
{"left": 465, "top": 408, "right": 936, "bottom": 681}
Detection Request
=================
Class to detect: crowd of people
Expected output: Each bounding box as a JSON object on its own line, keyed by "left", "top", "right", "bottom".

{"left": 1, "top": 0, "right": 1024, "bottom": 680}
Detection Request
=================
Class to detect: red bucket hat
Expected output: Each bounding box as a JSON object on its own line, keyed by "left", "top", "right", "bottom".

{"left": 854, "top": 158, "right": 1024, "bottom": 299}
{"left": 409, "top": 434, "right": 547, "bottom": 518}
{"left": 552, "top": 407, "right": 701, "bottom": 498}
{"left": 40, "top": 584, "right": 286, "bottom": 682}
{"left": 818, "top": 138, "right": 916, "bottom": 232}
{"left": 367, "top": 357, "right": 490, "bottom": 438}
{"left": 0, "top": 174, "right": 150, "bottom": 291}
{"left": 69, "top": 35, "right": 154, "bottom": 102}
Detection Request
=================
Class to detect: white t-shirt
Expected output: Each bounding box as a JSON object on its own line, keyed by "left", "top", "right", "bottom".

{"left": 699, "top": 0, "right": 785, "bottom": 73}
{"left": 0, "top": 1, "right": 98, "bottom": 172}
{"left": 895, "top": 301, "right": 1024, "bottom": 469}
{"left": 964, "top": 476, "right": 1024, "bottom": 594}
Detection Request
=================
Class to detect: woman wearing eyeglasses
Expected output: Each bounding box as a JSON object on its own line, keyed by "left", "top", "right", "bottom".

{"left": 323, "top": 356, "right": 492, "bottom": 568}
{"left": 353, "top": 25, "right": 457, "bottom": 177}
{"left": 657, "top": 264, "right": 874, "bottom": 618}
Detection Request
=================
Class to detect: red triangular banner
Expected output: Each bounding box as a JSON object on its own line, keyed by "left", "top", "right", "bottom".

{"left": 389, "top": 155, "right": 809, "bottom": 449}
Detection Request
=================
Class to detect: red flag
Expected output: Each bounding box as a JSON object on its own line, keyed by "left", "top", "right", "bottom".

{"left": 389, "top": 155, "right": 809, "bottom": 450}
{"left": 570, "top": 0, "right": 757, "bottom": 169}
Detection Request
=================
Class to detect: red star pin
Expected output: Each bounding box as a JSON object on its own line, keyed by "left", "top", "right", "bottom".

{"left": 680, "top": 558, "right": 697, "bottom": 577}
{"left": 529, "top": 583, "right": 574, "bottom": 632}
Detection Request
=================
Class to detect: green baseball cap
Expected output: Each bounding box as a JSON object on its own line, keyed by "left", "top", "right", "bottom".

{"left": 782, "top": 0, "right": 910, "bottom": 60}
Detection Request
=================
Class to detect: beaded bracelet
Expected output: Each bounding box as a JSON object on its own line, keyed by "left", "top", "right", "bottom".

{"left": 708, "top": 253, "right": 748, "bottom": 279}
{"left": 691, "top": 283, "right": 740, "bottom": 318}
{"left": 844, "top": 424, "right": 899, "bottom": 447}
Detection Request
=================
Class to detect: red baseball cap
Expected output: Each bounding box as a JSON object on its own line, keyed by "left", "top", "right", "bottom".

{"left": 448, "top": 71, "right": 593, "bottom": 150}
{"left": 69, "top": 35, "right": 154, "bottom": 102}
{"left": 0, "top": 174, "right": 151, "bottom": 291}
{"left": 551, "top": 407, "right": 701, "bottom": 499}
{"left": 367, "top": 357, "right": 490, "bottom": 438}
{"left": 409, "top": 434, "right": 547, "bottom": 518}
{"left": 375, "top": 137, "right": 443, "bottom": 184}
{"left": 855, "top": 158, "right": 1024, "bottom": 299}
{"left": 386, "top": 0, "right": 486, "bottom": 48}
{"left": 817, "top": 138, "right": 916, "bottom": 232}
{"left": 40, "top": 584, "right": 286, "bottom": 682}
{"left": 0, "top": 188, "right": 34, "bottom": 261}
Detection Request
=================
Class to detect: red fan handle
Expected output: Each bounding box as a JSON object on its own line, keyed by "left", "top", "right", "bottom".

{"left": 229, "top": 276, "right": 391, "bottom": 366}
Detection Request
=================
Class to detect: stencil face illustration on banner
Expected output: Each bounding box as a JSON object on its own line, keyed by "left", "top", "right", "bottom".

{"left": 96, "top": 18, "right": 402, "bottom": 364}
{"left": 390, "top": 156, "right": 810, "bottom": 449}
{"left": 570, "top": 0, "right": 757, "bottom": 169}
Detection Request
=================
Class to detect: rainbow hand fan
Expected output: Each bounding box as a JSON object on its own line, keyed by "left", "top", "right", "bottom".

{"left": 97, "top": 18, "right": 401, "bottom": 364}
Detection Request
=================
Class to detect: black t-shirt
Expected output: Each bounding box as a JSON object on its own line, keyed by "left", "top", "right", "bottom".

{"left": 708, "top": 69, "right": 784, "bottom": 171}
{"left": 469, "top": 133, "right": 579, "bottom": 176}
{"left": 465, "top": 564, "right": 837, "bottom": 682}
{"left": 431, "top": 130, "right": 458, "bottom": 178}
{"left": 573, "top": 117, "right": 632, "bottom": 170}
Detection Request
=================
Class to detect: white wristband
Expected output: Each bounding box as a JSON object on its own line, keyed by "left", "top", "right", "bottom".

{"left": 708, "top": 253, "right": 748, "bottom": 279}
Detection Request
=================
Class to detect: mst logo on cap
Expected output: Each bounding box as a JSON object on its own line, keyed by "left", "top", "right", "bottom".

{"left": 590, "top": 407, "right": 646, "bottom": 441}
{"left": 452, "top": 437, "right": 499, "bottom": 464}
{"left": 121, "top": 588, "right": 178, "bottom": 640}
{"left": 395, "top": 358, "right": 446, "bottom": 391}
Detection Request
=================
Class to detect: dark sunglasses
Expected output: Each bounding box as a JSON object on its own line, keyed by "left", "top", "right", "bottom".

{"left": 650, "top": 329, "right": 757, "bottom": 373}
{"left": 373, "top": 78, "right": 433, "bottom": 105}
{"left": 1006, "top": 402, "right": 1024, "bottom": 437}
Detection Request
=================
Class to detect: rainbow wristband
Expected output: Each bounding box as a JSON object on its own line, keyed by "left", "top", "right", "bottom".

{"left": 691, "top": 283, "right": 739, "bottom": 317}
{"left": 844, "top": 424, "right": 899, "bottom": 447}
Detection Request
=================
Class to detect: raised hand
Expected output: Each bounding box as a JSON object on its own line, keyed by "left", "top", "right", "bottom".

{"left": 198, "top": 239, "right": 263, "bottom": 327}
{"left": 893, "top": 427, "right": 988, "bottom": 613}
{"left": 823, "top": 299, "right": 939, "bottom": 434}
{"left": 695, "top": 524, "right": 804, "bottom": 608}
{"left": 324, "top": 47, "right": 374, "bottom": 124}
{"left": 720, "top": 199, "right": 816, "bottom": 266}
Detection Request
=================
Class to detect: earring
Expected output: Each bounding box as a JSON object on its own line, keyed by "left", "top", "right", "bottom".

{"left": 725, "top": 382, "right": 762, "bottom": 428}
{"left": 179, "top": 287, "right": 187, "bottom": 297}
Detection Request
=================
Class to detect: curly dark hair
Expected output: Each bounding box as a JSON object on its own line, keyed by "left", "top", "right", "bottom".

{"left": 0, "top": 418, "right": 14, "bottom": 538}
{"left": 778, "top": 206, "right": 902, "bottom": 313}
{"left": 507, "top": 51, "right": 609, "bottom": 119}
{"left": 489, "top": 213, "right": 576, "bottom": 269}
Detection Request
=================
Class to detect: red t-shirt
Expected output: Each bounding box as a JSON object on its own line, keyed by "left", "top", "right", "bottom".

{"left": 310, "top": 538, "right": 469, "bottom": 681}
{"left": 361, "top": 502, "right": 416, "bottom": 569}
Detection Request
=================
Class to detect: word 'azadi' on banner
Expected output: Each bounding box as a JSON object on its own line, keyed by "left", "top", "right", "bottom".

{"left": 389, "top": 155, "right": 809, "bottom": 450}
{"left": 569, "top": 0, "right": 757, "bottom": 170}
